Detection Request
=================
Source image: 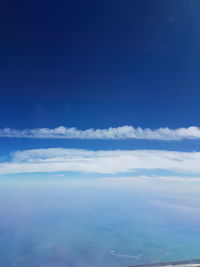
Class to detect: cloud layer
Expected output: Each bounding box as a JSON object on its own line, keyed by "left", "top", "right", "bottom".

{"left": 1, "top": 148, "right": 200, "bottom": 175}
{"left": 1, "top": 126, "right": 200, "bottom": 140}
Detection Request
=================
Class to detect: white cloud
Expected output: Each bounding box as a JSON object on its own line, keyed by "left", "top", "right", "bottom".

{"left": 1, "top": 148, "right": 200, "bottom": 175}
{"left": 1, "top": 125, "right": 200, "bottom": 140}
{"left": 151, "top": 200, "right": 200, "bottom": 217}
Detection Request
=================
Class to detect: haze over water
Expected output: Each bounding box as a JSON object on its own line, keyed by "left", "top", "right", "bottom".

{"left": 1, "top": 176, "right": 200, "bottom": 267}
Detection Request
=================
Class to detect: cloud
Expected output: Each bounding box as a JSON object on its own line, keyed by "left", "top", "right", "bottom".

{"left": 151, "top": 200, "right": 200, "bottom": 218}
{"left": 1, "top": 148, "right": 200, "bottom": 175}
{"left": 1, "top": 125, "right": 200, "bottom": 140}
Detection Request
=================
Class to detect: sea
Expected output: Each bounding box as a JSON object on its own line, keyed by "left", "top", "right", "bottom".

{"left": 0, "top": 176, "right": 200, "bottom": 267}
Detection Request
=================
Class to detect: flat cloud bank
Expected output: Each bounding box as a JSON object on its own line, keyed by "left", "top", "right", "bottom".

{"left": 0, "top": 148, "right": 200, "bottom": 175}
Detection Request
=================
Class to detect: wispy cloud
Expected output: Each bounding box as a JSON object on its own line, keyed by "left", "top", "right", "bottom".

{"left": 1, "top": 148, "right": 200, "bottom": 175}
{"left": 0, "top": 126, "right": 200, "bottom": 140}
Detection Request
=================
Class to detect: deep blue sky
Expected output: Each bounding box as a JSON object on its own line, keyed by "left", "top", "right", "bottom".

{"left": 1, "top": 0, "right": 200, "bottom": 130}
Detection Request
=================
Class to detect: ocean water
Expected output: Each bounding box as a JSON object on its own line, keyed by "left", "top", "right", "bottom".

{"left": 1, "top": 177, "right": 200, "bottom": 267}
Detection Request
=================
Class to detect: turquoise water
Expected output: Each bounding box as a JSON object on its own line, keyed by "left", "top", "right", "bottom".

{"left": 1, "top": 177, "right": 200, "bottom": 267}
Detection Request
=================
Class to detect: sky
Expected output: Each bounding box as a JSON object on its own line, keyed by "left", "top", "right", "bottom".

{"left": 1, "top": 0, "right": 200, "bottom": 178}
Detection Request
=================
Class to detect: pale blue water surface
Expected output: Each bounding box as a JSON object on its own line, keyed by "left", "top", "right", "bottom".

{"left": 0, "top": 176, "right": 200, "bottom": 267}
